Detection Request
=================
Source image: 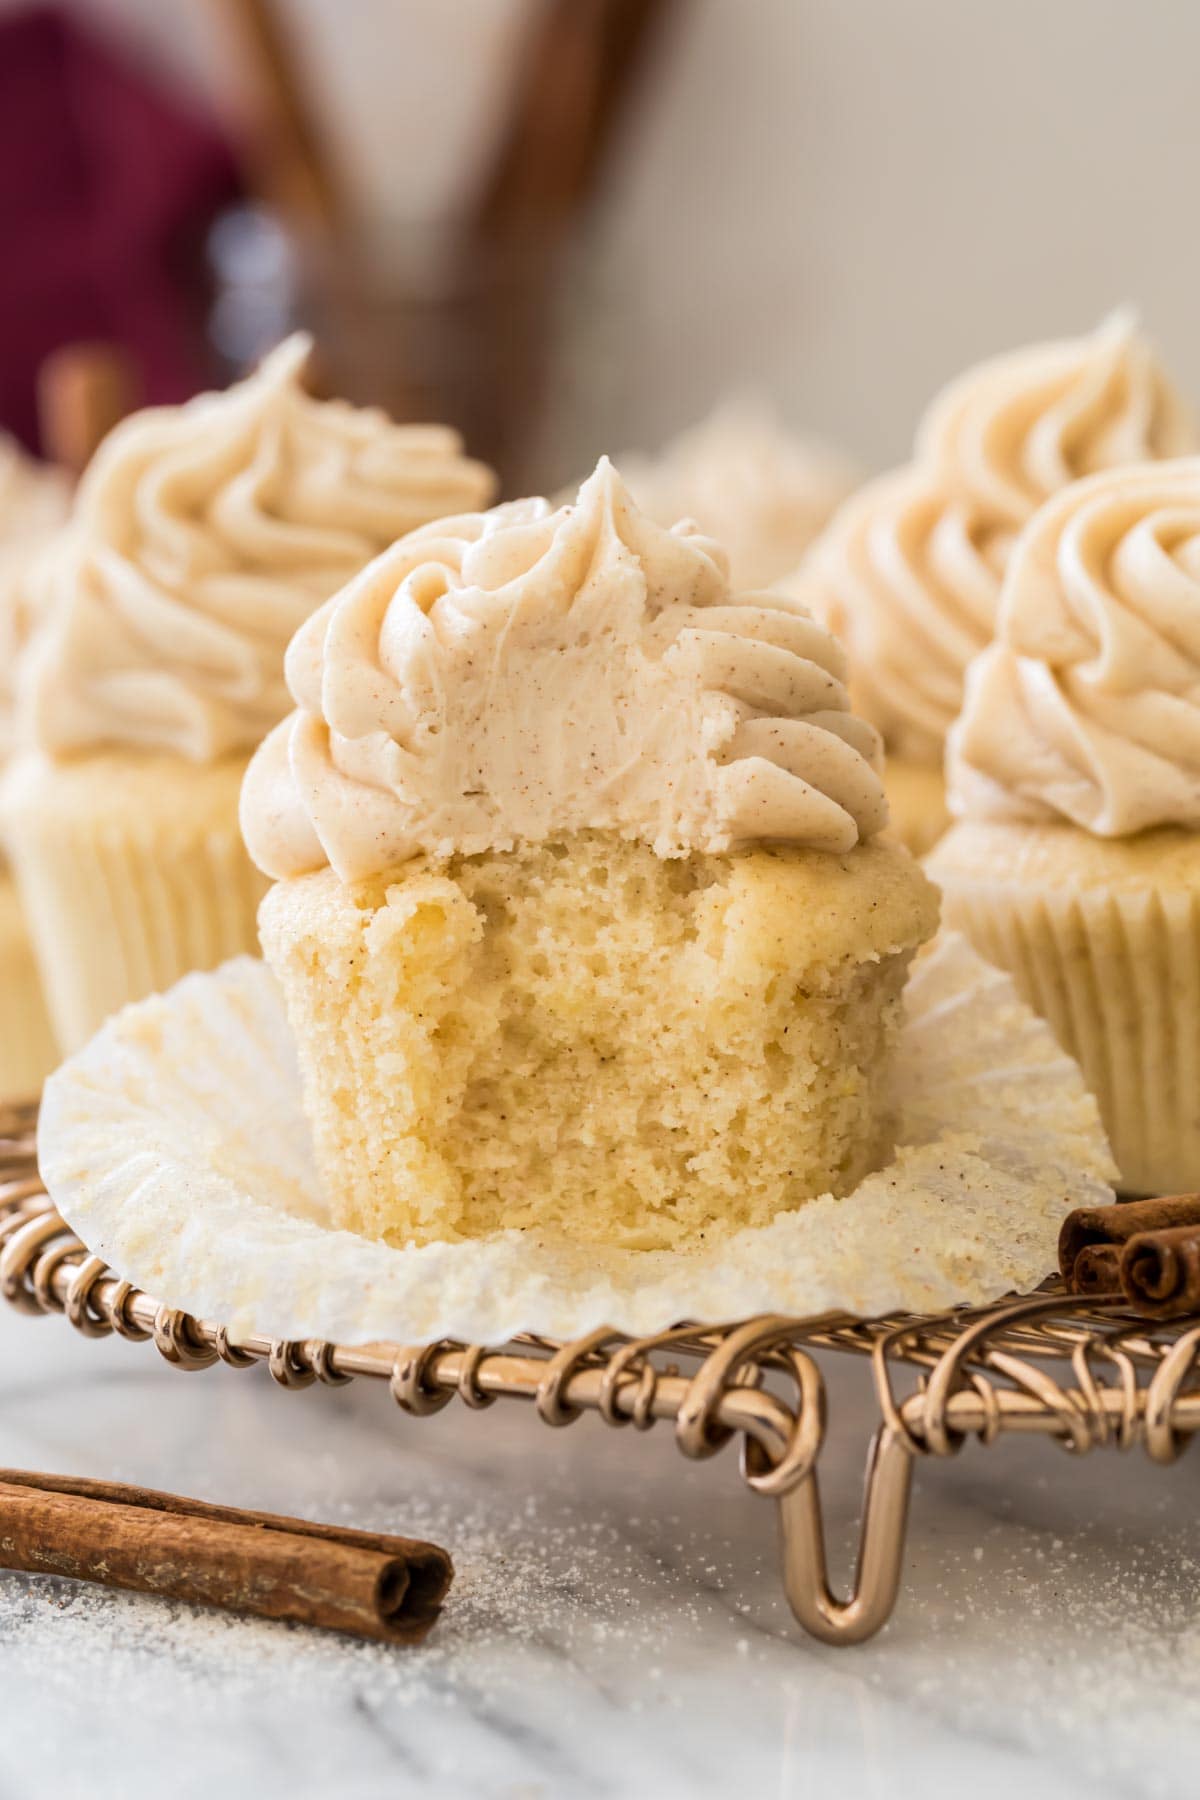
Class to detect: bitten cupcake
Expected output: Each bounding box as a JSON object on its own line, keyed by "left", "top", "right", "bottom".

{"left": 595, "top": 400, "right": 858, "bottom": 590}
{"left": 792, "top": 314, "right": 1196, "bottom": 855}
{"left": 3, "top": 337, "right": 494, "bottom": 1052}
{"left": 928, "top": 457, "right": 1200, "bottom": 1195}
{"left": 243, "top": 460, "right": 938, "bottom": 1252}
{"left": 0, "top": 436, "right": 70, "bottom": 1092}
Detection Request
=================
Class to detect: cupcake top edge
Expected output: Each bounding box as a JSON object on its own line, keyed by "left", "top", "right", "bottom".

{"left": 19, "top": 335, "right": 497, "bottom": 765}
{"left": 947, "top": 456, "right": 1200, "bottom": 836}
{"left": 789, "top": 311, "right": 1198, "bottom": 764}
{"left": 240, "top": 457, "right": 891, "bottom": 884}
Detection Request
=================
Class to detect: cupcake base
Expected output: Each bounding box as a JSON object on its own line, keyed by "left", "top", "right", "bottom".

{"left": 883, "top": 756, "right": 949, "bottom": 858}
{"left": 928, "top": 819, "right": 1200, "bottom": 1195}
{"left": 0, "top": 871, "right": 58, "bottom": 1097}
{"left": 36, "top": 937, "right": 1116, "bottom": 1343}
{"left": 3, "top": 751, "right": 268, "bottom": 1053}
{"left": 259, "top": 832, "right": 938, "bottom": 1252}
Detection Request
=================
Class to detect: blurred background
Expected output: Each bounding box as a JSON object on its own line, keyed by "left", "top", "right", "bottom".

{"left": 3, "top": 0, "right": 1196, "bottom": 489}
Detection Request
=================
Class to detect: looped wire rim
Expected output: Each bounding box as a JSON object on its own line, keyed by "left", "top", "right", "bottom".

{"left": 5, "top": 1098, "right": 1200, "bottom": 1648}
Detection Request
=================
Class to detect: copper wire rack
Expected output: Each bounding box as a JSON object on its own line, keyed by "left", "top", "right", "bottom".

{"left": 2, "top": 1096, "right": 1199, "bottom": 1647}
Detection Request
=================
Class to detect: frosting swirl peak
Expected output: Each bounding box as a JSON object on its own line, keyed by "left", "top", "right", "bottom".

{"left": 24, "top": 336, "right": 496, "bottom": 762}
{"left": 948, "top": 458, "right": 1200, "bottom": 835}
{"left": 795, "top": 315, "right": 1197, "bottom": 764}
{"left": 918, "top": 309, "right": 1195, "bottom": 525}
{"left": 241, "top": 459, "right": 889, "bottom": 882}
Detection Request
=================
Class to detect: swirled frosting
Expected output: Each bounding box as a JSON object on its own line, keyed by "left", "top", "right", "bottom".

{"left": 797, "top": 469, "right": 1015, "bottom": 763}
{"left": 241, "top": 459, "right": 889, "bottom": 882}
{"left": 0, "top": 436, "right": 70, "bottom": 761}
{"left": 23, "top": 336, "right": 496, "bottom": 762}
{"left": 795, "top": 314, "right": 1197, "bottom": 763}
{"left": 597, "top": 400, "right": 858, "bottom": 590}
{"left": 947, "top": 458, "right": 1200, "bottom": 835}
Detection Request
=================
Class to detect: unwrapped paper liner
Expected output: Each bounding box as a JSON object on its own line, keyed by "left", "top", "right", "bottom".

{"left": 38, "top": 934, "right": 1117, "bottom": 1344}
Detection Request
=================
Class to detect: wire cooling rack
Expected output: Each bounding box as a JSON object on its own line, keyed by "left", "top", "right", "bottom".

{"left": 2, "top": 1096, "right": 1198, "bottom": 1646}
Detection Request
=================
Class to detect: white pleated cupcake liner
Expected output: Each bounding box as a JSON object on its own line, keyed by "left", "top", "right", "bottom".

{"left": 0, "top": 872, "right": 58, "bottom": 1099}
{"left": 37, "top": 933, "right": 1117, "bottom": 1345}
{"left": 4, "top": 756, "right": 266, "bottom": 1055}
{"left": 942, "top": 879, "right": 1200, "bottom": 1196}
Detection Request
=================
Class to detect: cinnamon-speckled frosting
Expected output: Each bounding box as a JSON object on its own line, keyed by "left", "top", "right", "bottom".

{"left": 796, "top": 315, "right": 1197, "bottom": 763}
{"left": 23, "top": 337, "right": 495, "bottom": 762}
{"left": 948, "top": 459, "right": 1200, "bottom": 835}
{"left": 241, "top": 459, "right": 889, "bottom": 882}
{"left": 0, "top": 436, "right": 70, "bottom": 761}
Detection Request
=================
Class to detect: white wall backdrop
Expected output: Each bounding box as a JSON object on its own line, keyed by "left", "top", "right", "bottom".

{"left": 583, "top": 0, "right": 1200, "bottom": 469}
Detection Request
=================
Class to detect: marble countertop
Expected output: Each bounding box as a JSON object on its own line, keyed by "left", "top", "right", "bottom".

{"left": 1, "top": 1301, "right": 1197, "bottom": 1800}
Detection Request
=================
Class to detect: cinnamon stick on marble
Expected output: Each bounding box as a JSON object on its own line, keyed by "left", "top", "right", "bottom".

{"left": 1059, "top": 1194, "right": 1200, "bottom": 1287}
{"left": 0, "top": 1471, "right": 451, "bottom": 1643}
{"left": 1119, "top": 1226, "right": 1200, "bottom": 1321}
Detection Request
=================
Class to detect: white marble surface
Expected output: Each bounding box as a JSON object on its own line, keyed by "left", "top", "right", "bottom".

{"left": 1, "top": 1301, "right": 1198, "bottom": 1800}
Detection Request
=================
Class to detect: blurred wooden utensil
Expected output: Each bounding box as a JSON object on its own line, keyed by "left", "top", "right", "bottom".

{"left": 37, "top": 343, "right": 141, "bottom": 477}
{"left": 199, "top": 0, "right": 345, "bottom": 235}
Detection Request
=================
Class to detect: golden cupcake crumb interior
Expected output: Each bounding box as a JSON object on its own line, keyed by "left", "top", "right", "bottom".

{"left": 260, "top": 832, "right": 938, "bottom": 1251}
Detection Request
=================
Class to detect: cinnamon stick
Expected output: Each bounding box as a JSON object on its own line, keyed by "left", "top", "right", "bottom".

{"left": 1071, "top": 1242, "right": 1123, "bottom": 1297}
{"left": 1119, "top": 1225, "right": 1200, "bottom": 1321}
{"left": 1059, "top": 1193, "right": 1200, "bottom": 1284}
{"left": 0, "top": 1471, "right": 451, "bottom": 1643}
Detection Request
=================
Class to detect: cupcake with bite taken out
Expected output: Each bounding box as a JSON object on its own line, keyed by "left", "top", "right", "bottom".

{"left": 928, "top": 457, "right": 1200, "bottom": 1195}
{"left": 242, "top": 460, "right": 938, "bottom": 1251}
{"left": 790, "top": 314, "right": 1197, "bottom": 855}
{"left": 3, "top": 337, "right": 494, "bottom": 1052}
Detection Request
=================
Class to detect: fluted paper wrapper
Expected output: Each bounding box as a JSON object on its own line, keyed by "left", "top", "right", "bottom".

{"left": 0, "top": 874, "right": 58, "bottom": 1098}
{"left": 940, "top": 878, "right": 1200, "bottom": 1196}
{"left": 4, "top": 752, "right": 267, "bottom": 1055}
{"left": 38, "top": 935, "right": 1116, "bottom": 1344}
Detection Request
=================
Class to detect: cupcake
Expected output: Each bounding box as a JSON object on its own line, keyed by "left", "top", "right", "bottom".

{"left": 4, "top": 337, "right": 494, "bottom": 1053}
{"left": 242, "top": 460, "right": 938, "bottom": 1251}
{"left": 927, "top": 457, "right": 1200, "bottom": 1194}
{"left": 589, "top": 400, "right": 858, "bottom": 591}
{"left": 0, "top": 436, "right": 70, "bottom": 1093}
{"left": 791, "top": 314, "right": 1196, "bottom": 855}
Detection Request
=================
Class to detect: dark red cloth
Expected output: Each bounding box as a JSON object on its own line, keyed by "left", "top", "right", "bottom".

{"left": 0, "top": 6, "right": 241, "bottom": 450}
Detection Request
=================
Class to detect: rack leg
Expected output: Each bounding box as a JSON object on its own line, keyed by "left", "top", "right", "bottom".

{"left": 776, "top": 1425, "right": 914, "bottom": 1645}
